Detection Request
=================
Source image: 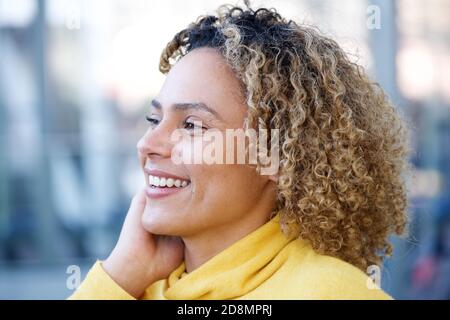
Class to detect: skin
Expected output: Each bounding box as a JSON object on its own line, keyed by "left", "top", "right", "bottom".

{"left": 103, "top": 47, "right": 278, "bottom": 298}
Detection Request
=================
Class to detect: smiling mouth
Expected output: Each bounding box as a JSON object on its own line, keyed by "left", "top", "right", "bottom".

{"left": 143, "top": 167, "right": 191, "bottom": 199}
{"left": 148, "top": 175, "right": 191, "bottom": 188}
{"left": 144, "top": 170, "right": 192, "bottom": 199}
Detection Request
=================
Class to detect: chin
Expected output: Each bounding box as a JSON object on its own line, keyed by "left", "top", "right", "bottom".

{"left": 141, "top": 206, "right": 182, "bottom": 236}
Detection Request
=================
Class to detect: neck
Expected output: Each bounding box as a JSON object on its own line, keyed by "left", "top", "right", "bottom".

{"left": 182, "top": 211, "right": 272, "bottom": 273}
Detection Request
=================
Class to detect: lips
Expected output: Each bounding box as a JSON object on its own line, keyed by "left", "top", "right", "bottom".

{"left": 143, "top": 167, "right": 191, "bottom": 199}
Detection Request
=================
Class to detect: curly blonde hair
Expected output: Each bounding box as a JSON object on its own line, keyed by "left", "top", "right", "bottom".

{"left": 158, "top": 4, "right": 410, "bottom": 271}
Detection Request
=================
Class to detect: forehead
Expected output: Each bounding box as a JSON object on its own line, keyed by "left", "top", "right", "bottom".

{"left": 156, "top": 48, "right": 247, "bottom": 125}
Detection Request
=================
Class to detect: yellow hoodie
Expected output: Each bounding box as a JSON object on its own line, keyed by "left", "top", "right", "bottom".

{"left": 69, "top": 214, "right": 392, "bottom": 300}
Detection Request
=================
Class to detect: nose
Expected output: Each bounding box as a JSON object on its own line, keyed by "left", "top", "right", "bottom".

{"left": 137, "top": 121, "right": 174, "bottom": 161}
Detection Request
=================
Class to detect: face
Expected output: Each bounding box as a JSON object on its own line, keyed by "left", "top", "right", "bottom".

{"left": 137, "top": 47, "right": 276, "bottom": 237}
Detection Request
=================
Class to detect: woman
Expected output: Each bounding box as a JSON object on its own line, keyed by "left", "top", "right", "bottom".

{"left": 69, "top": 4, "right": 409, "bottom": 300}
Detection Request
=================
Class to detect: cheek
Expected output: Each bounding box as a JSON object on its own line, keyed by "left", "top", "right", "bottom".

{"left": 171, "top": 134, "right": 206, "bottom": 166}
{"left": 189, "top": 164, "right": 264, "bottom": 211}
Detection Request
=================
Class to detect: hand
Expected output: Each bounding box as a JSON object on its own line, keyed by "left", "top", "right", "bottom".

{"left": 103, "top": 190, "right": 184, "bottom": 298}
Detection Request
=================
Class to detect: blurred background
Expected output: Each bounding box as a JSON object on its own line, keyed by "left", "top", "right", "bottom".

{"left": 0, "top": 0, "right": 449, "bottom": 299}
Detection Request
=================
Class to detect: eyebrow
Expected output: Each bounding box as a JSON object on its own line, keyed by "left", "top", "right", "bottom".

{"left": 150, "top": 99, "right": 223, "bottom": 121}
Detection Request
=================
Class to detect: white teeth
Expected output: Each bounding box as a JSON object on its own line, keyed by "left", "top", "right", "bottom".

{"left": 149, "top": 175, "right": 189, "bottom": 188}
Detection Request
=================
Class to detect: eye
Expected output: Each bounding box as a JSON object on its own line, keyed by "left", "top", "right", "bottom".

{"left": 146, "top": 115, "right": 160, "bottom": 127}
{"left": 183, "top": 119, "right": 208, "bottom": 131}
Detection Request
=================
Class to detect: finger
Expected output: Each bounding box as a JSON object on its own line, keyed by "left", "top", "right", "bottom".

{"left": 127, "top": 189, "right": 147, "bottom": 220}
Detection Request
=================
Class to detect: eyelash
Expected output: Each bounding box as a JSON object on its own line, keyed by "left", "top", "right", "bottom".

{"left": 145, "top": 116, "right": 159, "bottom": 126}
{"left": 145, "top": 116, "right": 208, "bottom": 131}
